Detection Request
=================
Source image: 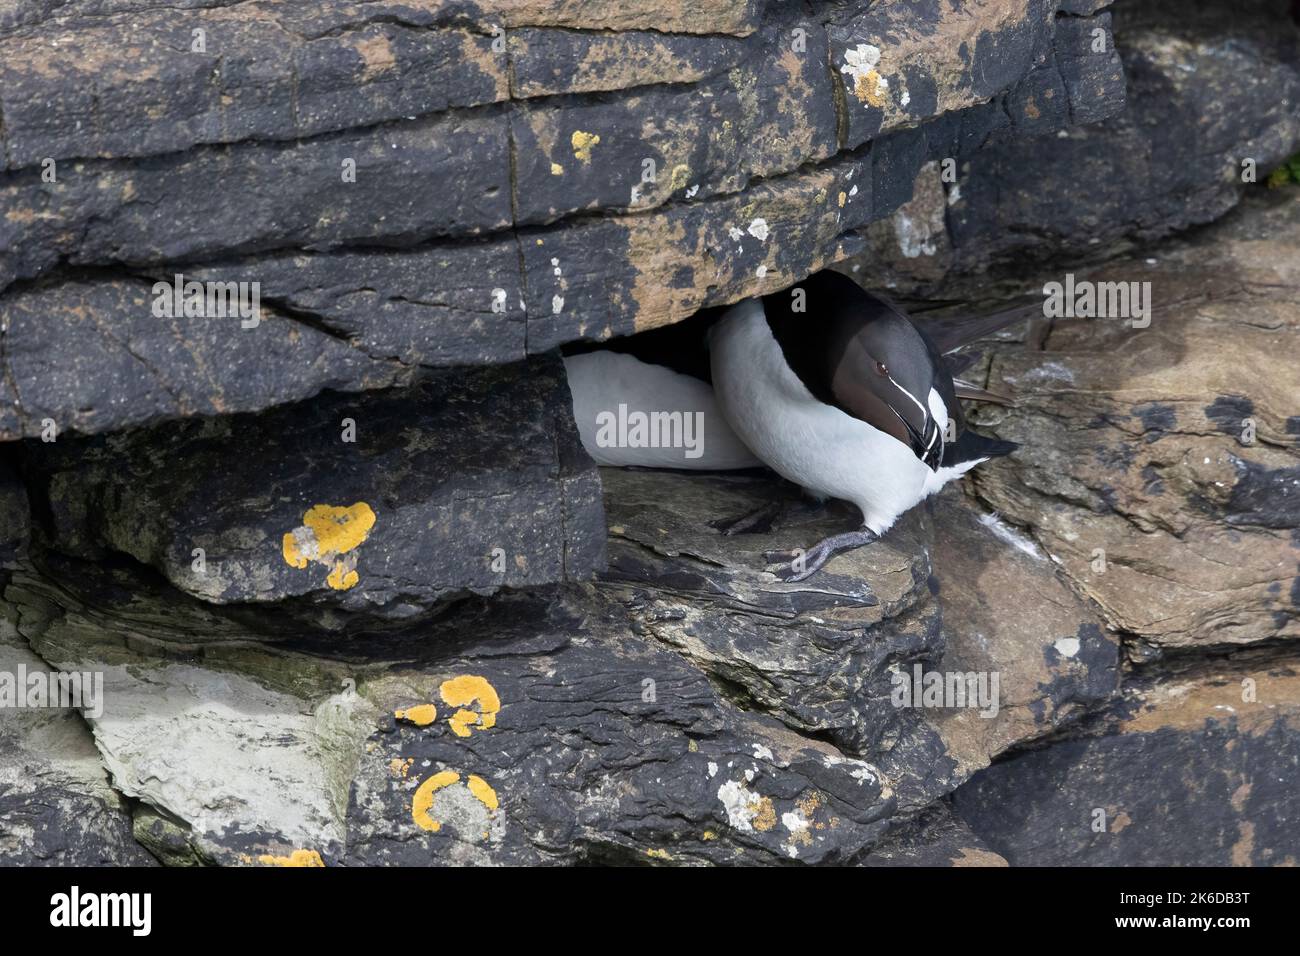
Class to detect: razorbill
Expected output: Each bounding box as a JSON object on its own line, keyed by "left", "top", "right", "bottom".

{"left": 563, "top": 270, "right": 1021, "bottom": 580}
{"left": 709, "top": 270, "right": 1017, "bottom": 580}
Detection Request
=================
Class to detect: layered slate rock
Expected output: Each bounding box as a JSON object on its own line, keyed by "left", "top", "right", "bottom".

{"left": 0, "top": 0, "right": 1130, "bottom": 442}
{"left": 910, "top": 490, "right": 1120, "bottom": 807}
{"left": 0, "top": 615, "right": 154, "bottom": 865}
{"left": 0, "top": 459, "right": 1119, "bottom": 865}
{"left": 953, "top": 659, "right": 1300, "bottom": 866}
{"left": 350, "top": 589, "right": 895, "bottom": 866}
{"left": 948, "top": 0, "right": 1300, "bottom": 274}
{"left": 967, "top": 192, "right": 1300, "bottom": 656}
{"left": 598, "top": 468, "right": 940, "bottom": 760}
{"left": 22, "top": 356, "right": 605, "bottom": 618}
{"left": 596, "top": 470, "right": 1119, "bottom": 813}
{"left": 860, "top": 802, "right": 1008, "bottom": 867}
{"left": 3, "top": 558, "right": 896, "bottom": 865}
{"left": 0, "top": 280, "right": 409, "bottom": 442}
{"left": 852, "top": 0, "right": 1299, "bottom": 287}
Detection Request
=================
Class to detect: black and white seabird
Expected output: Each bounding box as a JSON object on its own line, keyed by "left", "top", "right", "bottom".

{"left": 564, "top": 270, "right": 1022, "bottom": 581}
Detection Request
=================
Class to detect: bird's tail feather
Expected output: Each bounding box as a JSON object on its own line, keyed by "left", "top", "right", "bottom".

{"left": 920, "top": 301, "right": 1042, "bottom": 354}
{"left": 942, "top": 429, "right": 1019, "bottom": 467}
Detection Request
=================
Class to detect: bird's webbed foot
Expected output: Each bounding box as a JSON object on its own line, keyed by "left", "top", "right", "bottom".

{"left": 763, "top": 529, "right": 880, "bottom": 582}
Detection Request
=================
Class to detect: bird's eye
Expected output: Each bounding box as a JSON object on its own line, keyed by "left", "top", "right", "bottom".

{"left": 876, "top": 361, "right": 889, "bottom": 377}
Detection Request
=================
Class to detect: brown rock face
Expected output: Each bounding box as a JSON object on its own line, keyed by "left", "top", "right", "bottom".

{"left": 969, "top": 192, "right": 1300, "bottom": 657}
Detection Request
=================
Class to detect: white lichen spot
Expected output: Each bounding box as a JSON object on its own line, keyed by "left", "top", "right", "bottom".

{"left": 747, "top": 217, "right": 770, "bottom": 241}
{"left": 845, "top": 43, "right": 880, "bottom": 69}
{"left": 707, "top": 761, "right": 719, "bottom": 778}
{"left": 551, "top": 294, "right": 564, "bottom": 315}
{"left": 894, "top": 212, "right": 937, "bottom": 259}
{"left": 1054, "top": 636, "right": 1081, "bottom": 658}
{"left": 728, "top": 226, "right": 745, "bottom": 242}
{"left": 686, "top": 184, "right": 700, "bottom": 198}
{"left": 850, "top": 764, "right": 877, "bottom": 784}
{"left": 756, "top": 265, "right": 768, "bottom": 279}
{"left": 717, "top": 779, "right": 763, "bottom": 832}
{"left": 840, "top": 44, "right": 887, "bottom": 107}
{"left": 947, "top": 182, "right": 963, "bottom": 206}
{"left": 752, "top": 744, "right": 774, "bottom": 762}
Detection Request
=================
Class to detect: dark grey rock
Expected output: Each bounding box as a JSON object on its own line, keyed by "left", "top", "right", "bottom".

{"left": 860, "top": 802, "right": 1008, "bottom": 867}
{"left": 190, "top": 237, "right": 529, "bottom": 368}
{"left": 0, "top": 457, "right": 27, "bottom": 565}
{"left": 24, "top": 356, "right": 606, "bottom": 618}
{"left": 953, "top": 662, "right": 1300, "bottom": 866}
{"left": 1054, "top": 12, "right": 1126, "bottom": 126}
{"left": 0, "top": 3, "right": 509, "bottom": 169}
{"left": 507, "top": 27, "right": 747, "bottom": 98}
{"left": 597, "top": 468, "right": 941, "bottom": 759}
{"left": 0, "top": 109, "right": 513, "bottom": 291}
{"left": 0, "top": 621, "right": 155, "bottom": 865}
{"left": 346, "top": 588, "right": 897, "bottom": 866}
{"left": 946, "top": 0, "right": 1299, "bottom": 273}
{"left": 0, "top": 279, "right": 408, "bottom": 442}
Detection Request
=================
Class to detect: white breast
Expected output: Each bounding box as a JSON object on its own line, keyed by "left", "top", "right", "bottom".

{"left": 708, "top": 299, "right": 933, "bottom": 534}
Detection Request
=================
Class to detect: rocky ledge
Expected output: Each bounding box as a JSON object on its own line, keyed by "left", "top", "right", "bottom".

{"left": 1, "top": 0, "right": 1298, "bottom": 866}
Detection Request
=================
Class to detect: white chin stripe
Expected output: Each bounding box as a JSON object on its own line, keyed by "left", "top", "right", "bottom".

{"left": 886, "top": 373, "right": 928, "bottom": 422}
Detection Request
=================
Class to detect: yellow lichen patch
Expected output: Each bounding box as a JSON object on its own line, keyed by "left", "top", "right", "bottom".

{"left": 702, "top": 830, "right": 717, "bottom": 841}
{"left": 837, "top": 191, "right": 847, "bottom": 208}
{"left": 856, "top": 70, "right": 888, "bottom": 108}
{"left": 466, "top": 774, "right": 499, "bottom": 811}
{"left": 668, "top": 163, "right": 691, "bottom": 191}
{"left": 439, "top": 675, "right": 501, "bottom": 737}
{"left": 326, "top": 560, "right": 359, "bottom": 591}
{"left": 645, "top": 848, "right": 671, "bottom": 860}
{"left": 258, "top": 849, "right": 324, "bottom": 867}
{"left": 394, "top": 703, "right": 438, "bottom": 727}
{"left": 411, "top": 770, "right": 461, "bottom": 832}
{"left": 389, "top": 757, "right": 414, "bottom": 779}
{"left": 571, "top": 130, "right": 601, "bottom": 163}
{"left": 796, "top": 791, "right": 822, "bottom": 817}
{"left": 281, "top": 502, "right": 376, "bottom": 591}
{"left": 550, "top": 162, "right": 564, "bottom": 176}
{"left": 752, "top": 796, "right": 777, "bottom": 832}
